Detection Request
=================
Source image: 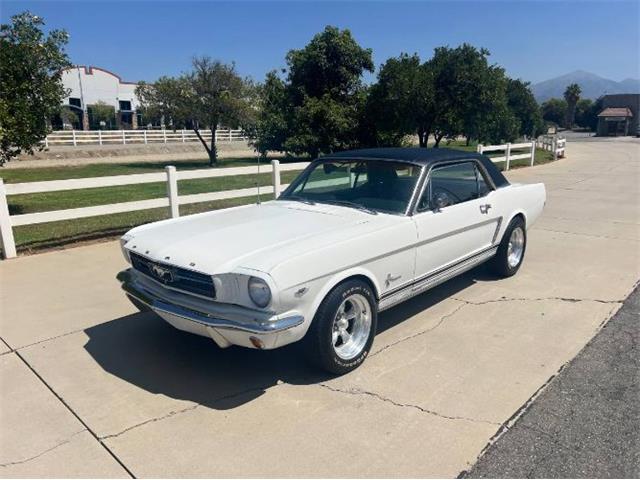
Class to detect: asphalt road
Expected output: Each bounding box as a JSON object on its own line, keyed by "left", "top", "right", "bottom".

{"left": 464, "top": 285, "right": 640, "bottom": 478}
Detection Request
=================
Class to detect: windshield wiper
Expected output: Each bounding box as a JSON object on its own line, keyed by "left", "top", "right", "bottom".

{"left": 281, "top": 195, "right": 316, "bottom": 205}
{"left": 321, "top": 199, "right": 378, "bottom": 215}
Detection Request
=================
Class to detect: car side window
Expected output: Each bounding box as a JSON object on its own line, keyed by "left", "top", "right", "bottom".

{"left": 476, "top": 165, "right": 490, "bottom": 197}
{"left": 417, "top": 162, "right": 490, "bottom": 212}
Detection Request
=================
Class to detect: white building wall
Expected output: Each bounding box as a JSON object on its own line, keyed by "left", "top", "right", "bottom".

{"left": 61, "top": 66, "right": 139, "bottom": 110}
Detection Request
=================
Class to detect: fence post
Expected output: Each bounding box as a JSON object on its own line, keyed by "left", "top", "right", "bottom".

{"left": 122, "top": 130, "right": 126, "bottom": 145}
{"left": 505, "top": 143, "right": 512, "bottom": 171}
{"left": 477, "top": 144, "right": 483, "bottom": 154}
{"left": 98, "top": 130, "right": 102, "bottom": 146}
{"left": 181, "top": 129, "right": 186, "bottom": 143}
{"left": 553, "top": 137, "right": 558, "bottom": 161}
{"left": 228, "top": 128, "right": 232, "bottom": 142}
{"left": 144, "top": 130, "right": 148, "bottom": 145}
{"left": 44, "top": 135, "right": 48, "bottom": 148}
{"left": 530, "top": 140, "right": 536, "bottom": 166}
{"left": 271, "top": 159, "right": 281, "bottom": 198}
{"left": 72, "top": 130, "right": 77, "bottom": 147}
{"left": 165, "top": 166, "right": 179, "bottom": 218}
{"left": 163, "top": 129, "right": 167, "bottom": 143}
{"left": 0, "top": 179, "right": 17, "bottom": 259}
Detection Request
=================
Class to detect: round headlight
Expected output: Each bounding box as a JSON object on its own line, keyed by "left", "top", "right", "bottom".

{"left": 248, "top": 276, "right": 271, "bottom": 308}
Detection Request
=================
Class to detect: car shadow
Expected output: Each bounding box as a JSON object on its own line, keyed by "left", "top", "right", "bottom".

{"left": 83, "top": 265, "right": 491, "bottom": 411}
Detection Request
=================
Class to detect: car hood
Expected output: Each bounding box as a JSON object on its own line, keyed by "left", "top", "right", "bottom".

{"left": 124, "top": 200, "right": 374, "bottom": 274}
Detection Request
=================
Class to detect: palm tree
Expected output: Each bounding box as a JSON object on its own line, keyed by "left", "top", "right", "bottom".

{"left": 564, "top": 83, "right": 582, "bottom": 129}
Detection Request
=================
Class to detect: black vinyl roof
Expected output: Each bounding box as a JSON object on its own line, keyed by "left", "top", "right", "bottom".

{"left": 320, "top": 147, "right": 509, "bottom": 187}
{"left": 321, "top": 147, "right": 485, "bottom": 165}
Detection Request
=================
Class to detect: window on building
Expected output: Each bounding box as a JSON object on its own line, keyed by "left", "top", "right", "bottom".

{"left": 119, "top": 100, "right": 132, "bottom": 111}
{"left": 68, "top": 98, "right": 82, "bottom": 108}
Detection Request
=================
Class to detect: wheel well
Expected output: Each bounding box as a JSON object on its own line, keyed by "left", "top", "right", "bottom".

{"left": 335, "top": 274, "right": 380, "bottom": 301}
{"left": 511, "top": 212, "right": 526, "bottom": 226}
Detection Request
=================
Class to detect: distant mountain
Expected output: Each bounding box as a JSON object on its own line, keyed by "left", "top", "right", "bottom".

{"left": 531, "top": 70, "right": 640, "bottom": 102}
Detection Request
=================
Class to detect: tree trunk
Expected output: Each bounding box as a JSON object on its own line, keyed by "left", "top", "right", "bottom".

{"left": 434, "top": 132, "right": 444, "bottom": 148}
{"left": 209, "top": 127, "right": 217, "bottom": 166}
{"left": 193, "top": 127, "right": 212, "bottom": 165}
{"left": 418, "top": 124, "right": 432, "bottom": 148}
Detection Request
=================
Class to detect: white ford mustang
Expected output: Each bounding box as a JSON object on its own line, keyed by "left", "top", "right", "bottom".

{"left": 118, "top": 148, "right": 546, "bottom": 374}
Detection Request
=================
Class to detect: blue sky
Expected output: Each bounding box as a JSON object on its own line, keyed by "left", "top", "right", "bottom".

{"left": 2, "top": 1, "right": 638, "bottom": 84}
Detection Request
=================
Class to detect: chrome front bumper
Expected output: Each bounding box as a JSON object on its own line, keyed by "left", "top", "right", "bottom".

{"left": 117, "top": 269, "right": 304, "bottom": 348}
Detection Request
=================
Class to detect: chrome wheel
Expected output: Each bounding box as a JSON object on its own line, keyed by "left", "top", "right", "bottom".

{"left": 507, "top": 227, "right": 525, "bottom": 268}
{"left": 332, "top": 293, "right": 372, "bottom": 360}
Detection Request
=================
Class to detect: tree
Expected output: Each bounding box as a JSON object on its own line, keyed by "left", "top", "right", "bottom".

{"left": 252, "top": 71, "right": 290, "bottom": 156}
{"left": 0, "top": 12, "right": 70, "bottom": 165}
{"left": 136, "top": 57, "right": 255, "bottom": 165}
{"left": 136, "top": 76, "right": 190, "bottom": 129}
{"left": 574, "top": 98, "right": 593, "bottom": 129}
{"left": 506, "top": 79, "right": 544, "bottom": 137}
{"left": 563, "top": 83, "right": 581, "bottom": 128}
{"left": 585, "top": 97, "right": 603, "bottom": 132}
{"left": 59, "top": 106, "right": 79, "bottom": 129}
{"left": 429, "top": 44, "right": 515, "bottom": 146}
{"left": 366, "top": 54, "right": 435, "bottom": 147}
{"left": 188, "top": 57, "right": 256, "bottom": 164}
{"left": 87, "top": 100, "right": 116, "bottom": 129}
{"left": 541, "top": 98, "right": 567, "bottom": 126}
{"left": 255, "top": 26, "right": 373, "bottom": 157}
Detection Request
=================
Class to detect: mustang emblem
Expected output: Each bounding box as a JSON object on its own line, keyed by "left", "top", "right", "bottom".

{"left": 150, "top": 264, "right": 174, "bottom": 283}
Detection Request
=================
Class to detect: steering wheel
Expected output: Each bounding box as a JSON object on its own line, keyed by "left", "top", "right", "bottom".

{"left": 431, "top": 186, "right": 460, "bottom": 208}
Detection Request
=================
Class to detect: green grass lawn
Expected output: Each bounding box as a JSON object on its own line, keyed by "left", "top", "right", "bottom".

{"left": 1, "top": 145, "right": 556, "bottom": 255}
{"left": 1, "top": 156, "right": 304, "bottom": 254}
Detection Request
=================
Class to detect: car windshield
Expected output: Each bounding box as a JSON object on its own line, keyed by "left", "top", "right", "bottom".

{"left": 280, "top": 159, "right": 422, "bottom": 215}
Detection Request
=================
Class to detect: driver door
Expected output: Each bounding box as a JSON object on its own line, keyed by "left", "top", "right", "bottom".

{"left": 412, "top": 160, "right": 500, "bottom": 279}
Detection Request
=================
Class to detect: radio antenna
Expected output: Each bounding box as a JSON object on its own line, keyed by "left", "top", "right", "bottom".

{"left": 256, "top": 153, "right": 261, "bottom": 205}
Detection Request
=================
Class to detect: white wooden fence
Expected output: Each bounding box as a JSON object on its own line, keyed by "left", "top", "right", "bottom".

{"left": 0, "top": 160, "right": 308, "bottom": 259}
{"left": 536, "top": 135, "right": 566, "bottom": 160}
{"left": 476, "top": 141, "right": 536, "bottom": 170}
{"left": 42, "top": 128, "right": 248, "bottom": 147}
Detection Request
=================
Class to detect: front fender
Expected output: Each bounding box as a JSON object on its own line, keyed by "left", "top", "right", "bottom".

{"left": 277, "top": 266, "right": 382, "bottom": 340}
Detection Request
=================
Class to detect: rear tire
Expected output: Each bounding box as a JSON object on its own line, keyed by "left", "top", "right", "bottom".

{"left": 490, "top": 216, "right": 527, "bottom": 277}
{"left": 305, "top": 280, "right": 377, "bottom": 375}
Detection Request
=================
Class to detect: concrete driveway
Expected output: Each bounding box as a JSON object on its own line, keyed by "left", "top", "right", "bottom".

{"left": 1, "top": 139, "right": 638, "bottom": 478}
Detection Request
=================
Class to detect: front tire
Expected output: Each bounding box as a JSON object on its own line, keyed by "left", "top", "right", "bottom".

{"left": 305, "top": 280, "right": 377, "bottom": 375}
{"left": 490, "top": 216, "right": 527, "bottom": 277}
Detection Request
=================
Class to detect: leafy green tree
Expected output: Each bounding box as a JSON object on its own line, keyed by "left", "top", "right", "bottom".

{"left": 541, "top": 98, "right": 567, "bottom": 126}
{"left": 574, "top": 98, "right": 594, "bottom": 129}
{"left": 252, "top": 71, "right": 291, "bottom": 156}
{"left": 585, "top": 97, "right": 603, "bottom": 132}
{"left": 506, "top": 78, "right": 544, "bottom": 137}
{"left": 366, "top": 54, "right": 435, "bottom": 147}
{"left": 429, "top": 44, "right": 516, "bottom": 146}
{"left": 563, "top": 83, "right": 581, "bottom": 128}
{"left": 0, "top": 12, "right": 70, "bottom": 165}
{"left": 59, "top": 106, "right": 79, "bottom": 129}
{"left": 136, "top": 76, "right": 190, "bottom": 129}
{"left": 88, "top": 100, "right": 116, "bottom": 129}
{"left": 188, "top": 57, "right": 256, "bottom": 164}
{"left": 136, "top": 57, "right": 255, "bottom": 165}
{"left": 255, "top": 26, "right": 373, "bottom": 157}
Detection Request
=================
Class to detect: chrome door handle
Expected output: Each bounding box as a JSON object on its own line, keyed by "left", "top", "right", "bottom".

{"left": 479, "top": 204, "right": 492, "bottom": 214}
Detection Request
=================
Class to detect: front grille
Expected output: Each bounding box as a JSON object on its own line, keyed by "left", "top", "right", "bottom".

{"left": 130, "top": 252, "right": 215, "bottom": 298}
